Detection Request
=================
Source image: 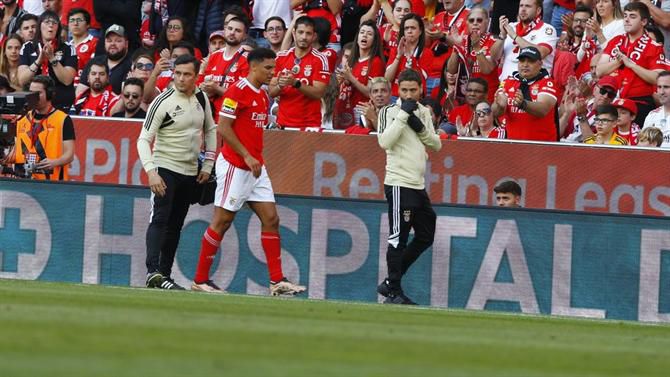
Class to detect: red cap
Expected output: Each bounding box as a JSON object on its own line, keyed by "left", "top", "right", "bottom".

{"left": 209, "top": 31, "right": 225, "bottom": 41}
{"left": 597, "top": 75, "right": 619, "bottom": 91}
{"left": 611, "top": 98, "right": 637, "bottom": 115}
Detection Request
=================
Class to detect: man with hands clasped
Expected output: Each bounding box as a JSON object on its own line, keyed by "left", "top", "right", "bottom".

{"left": 376, "top": 69, "right": 441, "bottom": 305}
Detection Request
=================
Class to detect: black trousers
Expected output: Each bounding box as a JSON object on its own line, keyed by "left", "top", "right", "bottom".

{"left": 145, "top": 167, "right": 196, "bottom": 277}
{"left": 384, "top": 185, "right": 437, "bottom": 290}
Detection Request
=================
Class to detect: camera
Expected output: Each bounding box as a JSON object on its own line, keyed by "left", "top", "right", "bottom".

{"left": 0, "top": 91, "right": 39, "bottom": 176}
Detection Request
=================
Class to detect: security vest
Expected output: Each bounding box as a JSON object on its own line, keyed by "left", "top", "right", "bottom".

{"left": 15, "top": 108, "right": 70, "bottom": 181}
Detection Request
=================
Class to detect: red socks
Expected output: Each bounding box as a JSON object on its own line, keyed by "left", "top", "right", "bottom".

{"left": 194, "top": 227, "right": 222, "bottom": 283}
{"left": 261, "top": 232, "right": 284, "bottom": 282}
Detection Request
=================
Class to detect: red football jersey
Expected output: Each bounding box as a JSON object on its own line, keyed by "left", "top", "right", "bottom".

{"left": 603, "top": 33, "right": 670, "bottom": 98}
{"left": 319, "top": 47, "right": 337, "bottom": 73}
{"left": 386, "top": 47, "right": 428, "bottom": 97}
{"left": 70, "top": 35, "right": 98, "bottom": 85}
{"left": 275, "top": 47, "right": 330, "bottom": 128}
{"left": 447, "top": 104, "right": 474, "bottom": 126}
{"left": 426, "top": 6, "right": 470, "bottom": 78}
{"left": 75, "top": 88, "right": 119, "bottom": 117}
{"left": 497, "top": 76, "right": 558, "bottom": 141}
{"left": 198, "top": 48, "right": 250, "bottom": 119}
{"left": 379, "top": 24, "right": 399, "bottom": 61}
{"left": 219, "top": 78, "right": 270, "bottom": 169}
{"left": 155, "top": 70, "right": 173, "bottom": 92}
{"left": 453, "top": 33, "right": 499, "bottom": 102}
{"left": 334, "top": 56, "right": 385, "bottom": 129}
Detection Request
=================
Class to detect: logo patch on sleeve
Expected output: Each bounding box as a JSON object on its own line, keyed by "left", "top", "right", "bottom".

{"left": 222, "top": 97, "right": 238, "bottom": 115}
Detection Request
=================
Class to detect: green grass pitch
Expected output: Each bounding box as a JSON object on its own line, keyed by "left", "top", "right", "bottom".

{"left": 1, "top": 279, "right": 669, "bottom": 377}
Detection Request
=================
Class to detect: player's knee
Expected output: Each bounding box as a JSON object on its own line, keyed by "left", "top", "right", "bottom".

{"left": 262, "top": 213, "right": 280, "bottom": 231}
{"left": 210, "top": 214, "right": 234, "bottom": 234}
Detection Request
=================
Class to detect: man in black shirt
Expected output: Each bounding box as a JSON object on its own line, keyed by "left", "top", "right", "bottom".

{"left": 78, "top": 24, "right": 133, "bottom": 95}
{"left": 112, "top": 77, "right": 146, "bottom": 119}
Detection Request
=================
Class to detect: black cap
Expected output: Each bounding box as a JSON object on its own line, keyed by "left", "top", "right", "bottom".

{"left": 518, "top": 46, "right": 542, "bottom": 62}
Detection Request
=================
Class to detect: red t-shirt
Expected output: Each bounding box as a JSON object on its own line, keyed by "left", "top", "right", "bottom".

{"left": 275, "top": 47, "right": 331, "bottom": 128}
{"left": 447, "top": 104, "right": 474, "bottom": 126}
{"left": 219, "top": 78, "right": 270, "bottom": 169}
{"left": 387, "top": 47, "right": 428, "bottom": 96}
{"left": 334, "top": 56, "right": 385, "bottom": 129}
{"left": 497, "top": 76, "right": 558, "bottom": 141}
{"left": 603, "top": 33, "right": 670, "bottom": 98}
{"left": 379, "top": 24, "right": 399, "bottom": 61}
{"left": 155, "top": 70, "right": 173, "bottom": 92}
{"left": 70, "top": 35, "right": 98, "bottom": 86}
{"left": 427, "top": 6, "right": 469, "bottom": 78}
{"left": 75, "top": 88, "right": 120, "bottom": 117}
{"left": 319, "top": 47, "right": 337, "bottom": 73}
{"left": 197, "top": 48, "right": 250, "bottom": 120}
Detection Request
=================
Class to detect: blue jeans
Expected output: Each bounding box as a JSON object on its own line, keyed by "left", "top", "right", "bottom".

{"left": 550, "top": 4, "right": 572, "bottom": 35}
{"left": 425, "top": 78, "right": 440, "bottom": 98}
{"left": 543, "top": 0, "right": 554, "bottom": 24}
{"left": 465, "top": 0, "right": 491, "bottom": 10}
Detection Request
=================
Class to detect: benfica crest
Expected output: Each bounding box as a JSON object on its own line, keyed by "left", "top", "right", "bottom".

{"left": 304, "top": 65, "right": 312, "bottom": 76}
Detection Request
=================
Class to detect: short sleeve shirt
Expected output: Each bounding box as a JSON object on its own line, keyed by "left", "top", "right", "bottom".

{"left": 497, "top": 75, "right": 558, "bottom": 141}
{"left": 500, "top": 21, "right": 558, "bottom": 80}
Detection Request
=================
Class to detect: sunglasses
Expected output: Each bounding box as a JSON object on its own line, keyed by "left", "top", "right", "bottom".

{"left": 134, "top": 62, "right": 154, "bottom": 71}
{"left": 123, "top": 93, "right": 140, "bottom": 99}
{"left": 599, "top": 87, "right": 616, "bottom": 98}
{"left": 166, "top": 24, "right": 182, "bottom": 31}
{"left": 468, "top": 17, "right": 484, "bottom": 24}
{"left": 476, "top": 108, "right": 492, "bottom": 117}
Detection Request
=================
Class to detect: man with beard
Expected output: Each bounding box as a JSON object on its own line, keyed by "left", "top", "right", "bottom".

{"left": 597, "top": 2, "right": 670, "bottom": 126}
{"left": 1, "top": 0, "right": 28, "bottom": 35}
{"left": 493, "top": 46, "right": 558, "bottom": 141}
{"left": 269, "top": 16, "right": 329, "bottom": 129}
{"left": 72, "top": 56, "right": 120, "bottom": 117}
{"left": 346, "top": 76, "right": 393, "bottom": 134}
{"left": 198, "top": 16, "right": 250, "bottom": 121}
{"left": 17, "top": 14, "right": 38, "bottom": 43}
{"left": 499, "top": 0, "right": 558, "bottom": 80}
{"left": 112, "top": 77, "right": 146, "bottom": 119}
{"left": 78, "top": 24, "right": 133, "bottom": 95}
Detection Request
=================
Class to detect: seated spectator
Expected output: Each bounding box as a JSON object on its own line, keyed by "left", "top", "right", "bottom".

{"left": 152, "top": 16, "right": 202, "bottom": 61}
{"left": 112, "top": 77, "right": 146, "bottom": 119}
{"left": 494, "top": 180, "right": 522, "bottom": 208}
{"left": 0, "top": 35, "right": 23, "bottom": 92}
{"left": 207, "top": 31, "right": 225, "bottom": 55}
{"left": 72, "top": 56, "right": 120, "bottom": 117}
{"left": 78, "top": 24, "right": 133, "bottom": 95}
{"left": 492, "top": 47, "right": 558, "bottom": 142}
{"left": 637, "top": 126, "right": 664, "bottom": 147}
{"left": 611, "top": 98, "right": 640, "bottom": 145}
{"left": 642, "top": 71, "right": 670, "bottom": 147}
{"left": 16, "top": 13, "right": 38, "bottom": 43}
{"left": 560, "top": 75, "right": 617, "bottom": 142}
{"left": 347, "top": 76, "right": 393, "bottom": 134}
{"left": 583, "top": 104, "right": 628, "bottom": 145}
{"left": 263, "top": 16, "right": 287, "bottom": 54}
{"left": 2, "top": 0, "right": 28, "bottom": 36}
{"left": 467, "top": 100, "right": 506, "bottom": 139}
{"left": 67, "top": 7, "right": 98, "bottom": 85}
{"left": 448, "top": 77, "right": 488, "bottom": 129}
{"left": 18, "top": 11, "right": 78, "bottom": 112}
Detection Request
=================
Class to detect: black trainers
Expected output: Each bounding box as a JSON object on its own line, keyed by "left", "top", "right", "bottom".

{"left": 383, "top": 292, "right": 417, "bottom": 305}
{"left": 158, "top": 277, "right": 185, "bottom": 290}
{"left": 146, "top": 272, "right": 164, "bottom": 288}
{"left": 377, "top": 278, "right": 393, "bottom": 297}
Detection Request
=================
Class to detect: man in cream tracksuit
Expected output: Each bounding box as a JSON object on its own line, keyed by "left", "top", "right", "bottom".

{"left": 376, "top": 68, "right": 442, "bottom": 305}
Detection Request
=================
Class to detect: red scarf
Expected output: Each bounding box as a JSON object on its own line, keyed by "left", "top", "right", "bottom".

{"left": 513, "top": 16, "right": 543, "bottom": 53}
{"left": 39, "top": 40, "right": 58, "bottom": 75}
{"left": 611, "top": 32, "right": 654, "bottom": 97}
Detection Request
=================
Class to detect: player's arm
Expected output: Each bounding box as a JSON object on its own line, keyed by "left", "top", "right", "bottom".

{"left": 377, "top": 107, "right": 407, "bottom": 150}
{"left": 201, "top": 98, "right": 217, "bottom": 177}
{"left": 359, "top": 0, "right": 380, "bottom": 24}
{"left": 446, "top": 49, "right": 459, "bottom": 74}
{"left": 218, "top": 116, "right": 261, "bottom": 177}
{"left": 621, "top": 54, "right": 662, "bottom": 85}
{"left": 417, "top": 111, "right": 441, "bottom": 151}
{"left": 297, "top": 79, "right": 327, "bottom": 100}
{"left": 505, "top": 26, "right": 554, "bottom": 59}
{"left": 523, "top": 93, "right": 557, "bottom": 118}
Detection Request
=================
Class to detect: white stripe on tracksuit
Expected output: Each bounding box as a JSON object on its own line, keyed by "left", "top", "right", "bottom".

{"left": 388, "top": 185, "right": 400, "bottom": 248}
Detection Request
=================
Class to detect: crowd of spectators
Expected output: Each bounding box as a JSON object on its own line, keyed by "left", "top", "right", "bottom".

{"left": 0, "top": 0, "right": 669, "bottom": 148}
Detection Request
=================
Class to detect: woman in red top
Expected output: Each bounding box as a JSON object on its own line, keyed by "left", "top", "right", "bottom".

{"left": 334, "top": 20, "right": 386, "bottom": 129}
{"left": 430, "top": 60, "right": 460, "bottom": 121}
{"left": 361, "top": 0, "right": 412, "bottom": 61}
{"left": 384, "top": 13, "right": 427, "bottom": 99}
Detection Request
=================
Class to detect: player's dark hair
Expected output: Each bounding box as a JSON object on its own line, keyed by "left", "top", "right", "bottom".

{"left": 247, "top": 47, "right": 276, "bottom": 64}
{"left": 624, "top": 2, "right": 651, "bottom": 22}
{"left": 171, "top": 40, "right": 195, "bottom": 56}
{"left": 295, "top": 16, "right": 316, "bottom": 32}
{"left": 174, "top": 54, "right": 200, "bottom": 73}
{"left": 494, "top": 181, "right": 522, "bottom": 197}
{"left": 227, "top": 16, "right": 250, "bottom": 33}
{"left": 397, "top": 68, "right": 422, "bottom": 86}
{"left": 68, "top": 7, "right": 91, "bottom": 24}
{"left": 313, "top": 17, "right": 331, "bottom": 48}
